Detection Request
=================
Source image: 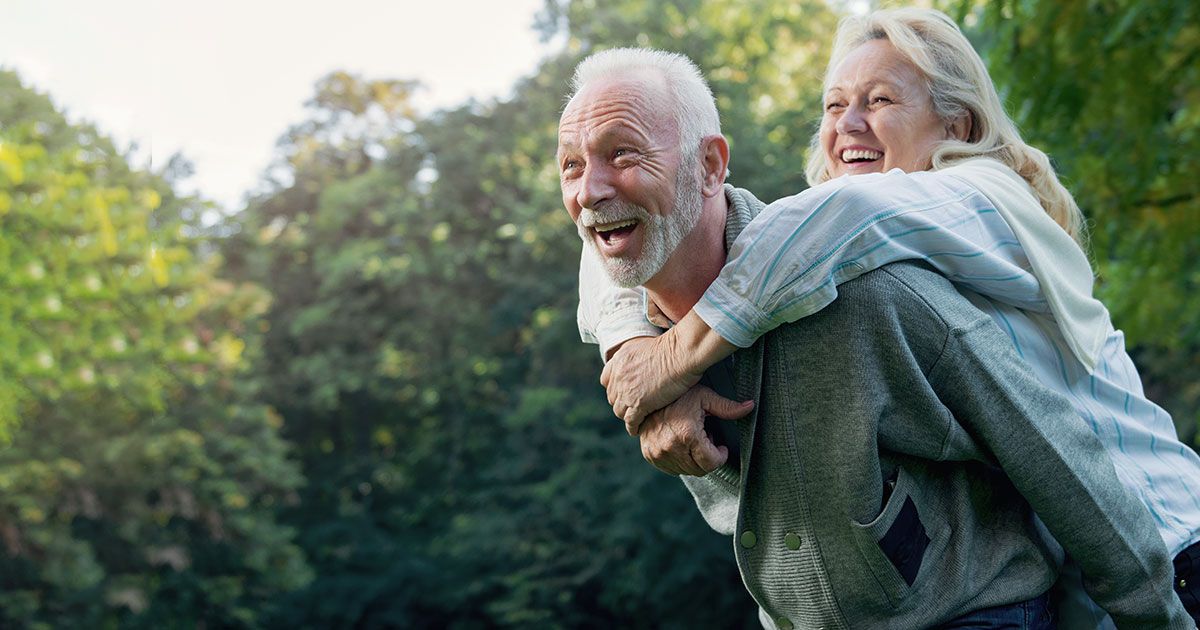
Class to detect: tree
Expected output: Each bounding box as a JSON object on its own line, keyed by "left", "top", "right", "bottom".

{"left": 0, "top": 70, "right": 308, "bottom": 628}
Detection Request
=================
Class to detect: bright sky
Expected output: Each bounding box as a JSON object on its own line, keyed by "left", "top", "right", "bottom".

{"left": 0, "top": 0, "right": 551, "bottom": 212}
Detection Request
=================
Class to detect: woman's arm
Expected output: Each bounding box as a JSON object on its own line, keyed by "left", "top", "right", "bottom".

{"left": 597, "top": 162, "right": 1076, "bottom": 427}
{"left": 579, "top": 245, "right": 745, "bottom": 441}
{"left": 600, "top": 312, "right": 736, "bottom": 435}
{"left": 695, "top": 165, "right": 1046, "bottom": 349}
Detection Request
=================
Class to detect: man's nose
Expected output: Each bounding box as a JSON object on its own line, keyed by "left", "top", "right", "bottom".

{"left": 836, "top": 104, "right": 868, "bottom": 135}
{"left": 577, "top": 163, "right": 615, "bottom": 210}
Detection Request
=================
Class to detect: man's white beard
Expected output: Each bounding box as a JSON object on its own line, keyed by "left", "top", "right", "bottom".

{"left": 577, "top": 165, "right": 704, "bottom": 288}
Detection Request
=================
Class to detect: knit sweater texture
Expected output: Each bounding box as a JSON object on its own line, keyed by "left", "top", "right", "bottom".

{"left": 678, "top": 186, "right": 1189, "bottom": 629}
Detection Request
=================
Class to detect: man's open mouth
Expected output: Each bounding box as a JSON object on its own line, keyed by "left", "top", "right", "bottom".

{"left": 593, "top": 219, "right": 639, "bottom": 245}
{"left": 841, "top": 148, "right": 883, "bottom": 164}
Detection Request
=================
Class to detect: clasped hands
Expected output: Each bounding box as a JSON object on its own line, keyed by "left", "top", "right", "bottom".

{"left": 600, "top": 333, "right": 700, "bottom": 436}
{"left": 600, "top": 322, "right": 751, "bottom": 477}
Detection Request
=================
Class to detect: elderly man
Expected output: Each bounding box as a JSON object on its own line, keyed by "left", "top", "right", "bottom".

{"left": 557, "top": 47, "right": 1191, "bottom": 628}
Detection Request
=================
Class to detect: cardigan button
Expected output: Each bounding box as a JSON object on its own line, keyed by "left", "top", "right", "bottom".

{"left": 775, "top": 617, "right": 793, "bottom": 630}
{"left": 784, "top": 532, "right": 802, "bottom": 550}
{"left": 740, "top": 530, "right": 757, "bottom": 549}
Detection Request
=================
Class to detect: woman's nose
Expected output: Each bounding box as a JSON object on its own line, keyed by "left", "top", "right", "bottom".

{"left": 836, "top": 104, "right": 869, "bottom": 135}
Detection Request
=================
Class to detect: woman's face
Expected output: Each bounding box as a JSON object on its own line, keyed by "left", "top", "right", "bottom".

{"left": 820, "top": 39, "right": 951, "bottom": 179}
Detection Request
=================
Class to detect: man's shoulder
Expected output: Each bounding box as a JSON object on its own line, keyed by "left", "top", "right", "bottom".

{"left": 745, "top": 263, "right": 973, "bottom": 394}
{"left": 842, "top": 261, "right": 979, "bottom": 324}
{"left": 762, "top": 262, "right": 991, "bottom": 345}
{"left": 738, "top": 262, "right": 999, "bottom": 390}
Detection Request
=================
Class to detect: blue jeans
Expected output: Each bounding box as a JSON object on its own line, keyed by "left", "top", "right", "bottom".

{"left": 935, "top": 594, "right": 1055, "bottom": 629}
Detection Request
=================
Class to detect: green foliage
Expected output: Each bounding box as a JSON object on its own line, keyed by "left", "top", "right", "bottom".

{"left": 947, "top": 0, "right": 1200, "bottom": 441}
{"left": 3, "top": 0, "right": 1197, "bottom": 627}
{"left": 0, "top": 70, "right": 307, "bottom": 627}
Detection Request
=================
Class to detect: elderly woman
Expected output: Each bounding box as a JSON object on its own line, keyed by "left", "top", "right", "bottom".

{"left": 578, "top": 7, "right": 1200, "bottom": 628}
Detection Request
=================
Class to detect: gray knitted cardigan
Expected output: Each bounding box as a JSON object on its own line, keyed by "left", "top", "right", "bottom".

{"left": 678, "top": 185, "right": 1189, "bottom": 629}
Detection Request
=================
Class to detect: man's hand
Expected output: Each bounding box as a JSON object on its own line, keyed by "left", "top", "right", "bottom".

{"left": 601, "top": 335, "right": 699, "bottom": 435}
{"left": 639, "top": 385, "right": 754, "bottom": 477}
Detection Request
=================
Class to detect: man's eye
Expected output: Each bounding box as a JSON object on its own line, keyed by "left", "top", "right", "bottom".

{"left": 613, "top": 148, "right": 631, "bottom": 158}
{"left": 871, "top": 96, "right": 892, "bottom": 105}
{"left": 825, "top": 102, "right": 845, "bottom": 112}
{"left": 561, "top": 160, "right": 582, "bottom": 176}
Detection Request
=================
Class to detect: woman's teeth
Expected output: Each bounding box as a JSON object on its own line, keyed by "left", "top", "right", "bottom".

{"left": 842, "top": 149, "right": 883, "bottom": 162}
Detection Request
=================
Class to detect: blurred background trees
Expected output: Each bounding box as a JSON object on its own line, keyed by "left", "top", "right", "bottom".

{"left": 0, "top": 69, "right": 308, "bottom": 628}
{"left": 0, "top": 0, "right": 1196, "bottom": 626}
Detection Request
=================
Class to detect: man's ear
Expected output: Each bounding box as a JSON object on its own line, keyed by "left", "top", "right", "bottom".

{"left": 699, "top": 135, "right": 730, "bottom": 198}
{"left": 947, "top": 111, "right": 973, "bottom": 142}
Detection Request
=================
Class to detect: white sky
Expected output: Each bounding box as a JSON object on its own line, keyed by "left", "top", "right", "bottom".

{"left": 0, "top": 0, "right": 551, "bottom": 212}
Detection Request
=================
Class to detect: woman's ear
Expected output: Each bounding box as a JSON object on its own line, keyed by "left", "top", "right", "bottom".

{"left": 947, "top": 111, "right": 973, "bottom": 142}
{"left": 700, "top": 134, "right": 730, "bottom": 198}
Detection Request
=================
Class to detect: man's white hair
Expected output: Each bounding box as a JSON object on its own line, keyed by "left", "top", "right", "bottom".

{"left": 569, "top": 48, "right": 721, "bottom": 155}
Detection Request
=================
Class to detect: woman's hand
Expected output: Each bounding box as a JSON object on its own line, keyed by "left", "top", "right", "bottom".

{"left": 600, "top": 311, "right": 738, "bottom": 435}
{"left": 638, "top": 385, "right": 754, "bottom": 476}
{"left": 602, "top": 334, "right": 695, "bottom": 435}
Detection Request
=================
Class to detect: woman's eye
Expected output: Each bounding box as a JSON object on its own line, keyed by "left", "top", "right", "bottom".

{"left": 825, "top": 102, "right": 845, "bottom": 112}
{"left": 871, "top": 96, "right": 892, "bottom": 105}
{"left": 614, "top": 148, "right": 630, "bottom": 158}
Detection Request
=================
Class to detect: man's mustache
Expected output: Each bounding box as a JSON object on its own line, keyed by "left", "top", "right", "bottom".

{"left": 577, "top": 203, "right": 650, "bottom": 228}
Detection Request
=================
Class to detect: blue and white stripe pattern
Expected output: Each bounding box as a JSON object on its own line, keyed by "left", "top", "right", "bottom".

{"left": 696, "top": 167, "right": 1048, "bottom": 348}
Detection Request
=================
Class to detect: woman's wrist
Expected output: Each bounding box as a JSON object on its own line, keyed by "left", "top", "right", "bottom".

{"left": 661, "top": 311, "right": 736, "bottom": 384}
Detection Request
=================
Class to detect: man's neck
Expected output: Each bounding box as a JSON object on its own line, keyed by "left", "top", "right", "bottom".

{"left": 643, "top": 194, "right": 729, "bottom": 324}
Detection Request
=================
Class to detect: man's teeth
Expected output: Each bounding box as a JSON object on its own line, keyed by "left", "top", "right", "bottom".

{"left": 842, "top": 149, "right": 883, "bottom": 162}
{"left": 594, "top": 219, "right": 638, "bottom": 233}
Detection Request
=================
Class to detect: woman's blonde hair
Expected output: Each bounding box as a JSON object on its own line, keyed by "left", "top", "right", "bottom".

{"left": 805, "top": 8, "right": 1086, "bottom": 244}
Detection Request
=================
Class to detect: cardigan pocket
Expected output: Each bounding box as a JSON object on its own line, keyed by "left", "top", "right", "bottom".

{"left": 848, "top": 467, "right": 934, "bottom": 607}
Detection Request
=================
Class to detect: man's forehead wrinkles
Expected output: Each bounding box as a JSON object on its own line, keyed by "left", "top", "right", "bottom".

{"left": 558, "top": 120, "right": 581, "bottom": 142}
{"left": 572, "top": 100, "right": 653, "bottom": 125}
{"left": 590, "top": 113, "right": 656, "bottom": 142}
{"left": 556, "top": 77, "right": 679, "bottom": 161}
{"left": 559, "top": 112, "right": 661, "bottom": 153}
